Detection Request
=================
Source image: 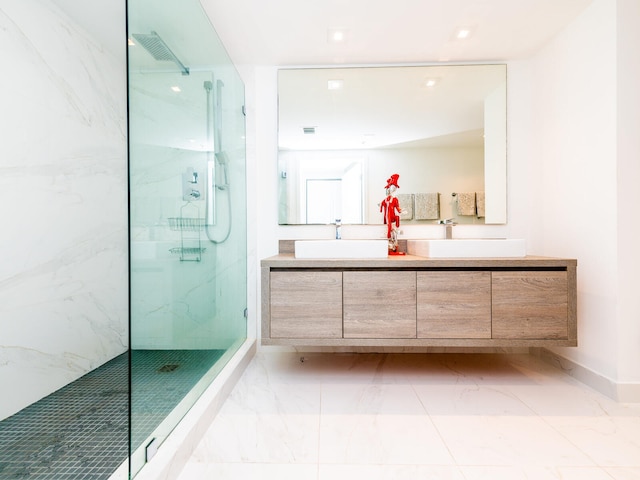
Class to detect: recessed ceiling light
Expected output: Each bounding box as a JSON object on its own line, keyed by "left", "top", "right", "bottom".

{"left": 171, "top": 86, "right": 181, "bottom": 92}
{"left": 328, "top": 29, "right": 348, "bottom": 44}
{"left": 327, "top": 79, "right": 344, "bottom": 90}
{"left": 424, "top": 78, "right": 439, "bottom": 88}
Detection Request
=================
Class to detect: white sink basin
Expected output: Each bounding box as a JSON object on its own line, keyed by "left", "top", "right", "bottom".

{"left": 406, "top": 239, "right": 526, "bottom": 258}
{"left": 295, "top": 239, "right": 388, "bottom": 259}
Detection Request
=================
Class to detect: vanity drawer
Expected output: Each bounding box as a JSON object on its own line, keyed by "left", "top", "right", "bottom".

{"left": 492, "top": 271, "right": 569, "bottom": 339}
{"left": 343, "top": 271, "right": 417, "bottom": 339}
{"left": 270, "top": 271, "right": 343, "bottom": 339}
{"left": 417, "top": 271, "right": 491, "bottom": 338}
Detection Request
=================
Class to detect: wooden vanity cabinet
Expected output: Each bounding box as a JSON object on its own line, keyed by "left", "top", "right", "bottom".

{"left": 261, "top": 253, "right": 577, "bottom": 348}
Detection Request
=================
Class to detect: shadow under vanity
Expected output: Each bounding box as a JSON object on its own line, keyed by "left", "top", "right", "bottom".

{"left": 261, "top": 241, "right": 577, "bottom": 348}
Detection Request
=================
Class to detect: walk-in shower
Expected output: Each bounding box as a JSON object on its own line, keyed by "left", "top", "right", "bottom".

{"left": 0, "top": 0, "right": 246, "bottom": 478}
{"left": 127, "top": 0, "right": 247, "bottom": 477}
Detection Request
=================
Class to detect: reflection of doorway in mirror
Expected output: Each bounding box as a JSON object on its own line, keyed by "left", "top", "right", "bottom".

{"left": 306, "top": 179, "right": 341, "bottom": 224}
{"left": 293, "top": 157, "right": 364, "bottom": 224}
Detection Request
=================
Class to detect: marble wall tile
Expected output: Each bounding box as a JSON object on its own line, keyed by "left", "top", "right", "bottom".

{"left": 0, "top": 0, "right": 128, "bottom": 420}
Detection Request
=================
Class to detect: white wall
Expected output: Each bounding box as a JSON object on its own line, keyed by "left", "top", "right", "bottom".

{"left": 0, "top": 1, "right": 128, "bottom": 420}
{"left": 517, "top": 0, "right": 640, "bottom": 400}
{"left": 614, "top": 0, "right": 640, "bottom": 396}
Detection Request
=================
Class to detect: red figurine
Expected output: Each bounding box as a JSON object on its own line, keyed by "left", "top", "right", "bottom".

{"left": 380, "top": 174, "right": 405, "bottom": 255}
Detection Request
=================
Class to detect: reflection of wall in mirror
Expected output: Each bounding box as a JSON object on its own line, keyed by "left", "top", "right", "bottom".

{"left": 365, "top": 146, "right": 484, "bottom": 224}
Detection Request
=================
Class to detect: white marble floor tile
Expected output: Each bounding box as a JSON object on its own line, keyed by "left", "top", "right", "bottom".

{"left": 177, "top": 353, "right": 640, "bottom": 479}
{"left": 319, "top": 383, "right": 454, "bottom": 465}
{"left": 431, "top": 415, "right": 594, "bottom": 466}
{"left": 321, "top": 383, "right": 426, "bottom": 415}
{"left": 413, "top": 383, "right": 536, "bottom": 416}
{"left": 459, "top": 465, "right": 616, "bottom": 479}
{"left": 177, "top": 462, "right": 319, "bottom": 480}
{"left": 238, "top": 352, "right": 408, "bottom": 386}
{"left": 188, "top": 382, "right": 321, "bottom": 464}
{"left": 384, "top": 353, "right": 517, "bottom": 386}
{"left": 506, "top": 382, "right": 632, "bottom": 417}
{"left": 542, "top": 415, "right": 640, "bottom": 467}
{"left": 603, "top": 467, "right": 640, "bottom": 479}
{"left": 319, "top": 464, "right": 465, "bottom": 480}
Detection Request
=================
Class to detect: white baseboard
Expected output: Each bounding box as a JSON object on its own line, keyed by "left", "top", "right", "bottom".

{"left": 530, "top": 347, "right": 640, "bottom": 403}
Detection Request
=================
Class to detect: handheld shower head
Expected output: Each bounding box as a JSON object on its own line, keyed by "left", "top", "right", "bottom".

{"left": 215, "top": 151, "right": 229, "bottom": 165}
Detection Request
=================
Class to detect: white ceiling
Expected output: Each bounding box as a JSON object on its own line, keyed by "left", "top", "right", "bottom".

{"left": 200, "top": 0, "right": 594, "bottom": 65}
{"left": 53, "top": 0, "right": 593, "bottom": 65}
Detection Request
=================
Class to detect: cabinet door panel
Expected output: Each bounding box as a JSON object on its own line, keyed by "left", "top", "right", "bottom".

{"left": 492, "top": 271, "right": 568, "bottom": 339}
{"left": 417, "top": 271, "right": 491, "bottom": 338}
{"left": 270, "top": 271, "right": 343, "bottom": 338}
{"left": 343, "top": 271, "right": 416, "bottom": 338}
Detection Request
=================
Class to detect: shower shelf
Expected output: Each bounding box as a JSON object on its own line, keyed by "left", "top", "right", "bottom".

{"left": 169, "top": 247, "right": 207, "bottom": 255}
{"left": 169, "top": 204, "right": 204, "bottom": 261}
{"left": 168, "top": 217, "right": 205, "bottom": 231}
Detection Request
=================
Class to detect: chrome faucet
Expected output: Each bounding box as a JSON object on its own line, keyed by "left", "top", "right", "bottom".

{"left": 335, "top": 219, "right": 342, "bottom": 240}
{"left": 440, "top": 218, "right": 457, "bottom": 239}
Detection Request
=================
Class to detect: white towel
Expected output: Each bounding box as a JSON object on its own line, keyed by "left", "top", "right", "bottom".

{"left": 476, "top": 192, "right": 485, "bottom": 218}
{"left": 414, "top": 193, "right": 440, "bottom": 220}
{"left": 397, "top": 194, "right": 414, "bottom": 220}
{"left": 456, "top": 192, "right": 476, "bottom": 216}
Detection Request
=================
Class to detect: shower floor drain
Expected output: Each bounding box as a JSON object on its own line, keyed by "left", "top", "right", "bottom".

{"left": 158, "top": 364, "right": 180, "bottom": 372}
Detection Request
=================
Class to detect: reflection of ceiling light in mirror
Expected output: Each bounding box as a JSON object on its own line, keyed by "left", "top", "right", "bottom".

{"left": 128, "top": 38, "right": 135, "bottom": 46}
{"left": 424, "top": 78, "right": 439, "bottom": 88}
{"left": 455, "top": 27, "right": 474, "bottom": 39}
{"left": 328, "top": 29, "right": 347, "bottom": 43}
{"left": 327, "top": 79, "right": 344, "bottom": 90}
{"left": 171, "top": 86, "right": 181, "bottom": 92}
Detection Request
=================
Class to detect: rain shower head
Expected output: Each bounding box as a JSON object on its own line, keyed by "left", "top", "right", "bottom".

{"left": 132, "top": 31, "right": 189, "bottom": 75}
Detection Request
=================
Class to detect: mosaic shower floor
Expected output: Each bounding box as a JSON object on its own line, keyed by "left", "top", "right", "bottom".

{"left": 0, "top": 349, "right": 224, "bottom": 479}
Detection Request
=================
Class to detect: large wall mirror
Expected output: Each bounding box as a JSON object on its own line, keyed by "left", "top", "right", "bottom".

{"left": 277, "top": 64, "right": 507, "bottom": 225}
